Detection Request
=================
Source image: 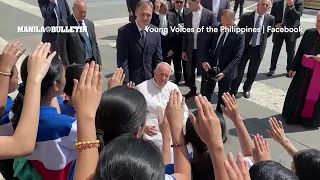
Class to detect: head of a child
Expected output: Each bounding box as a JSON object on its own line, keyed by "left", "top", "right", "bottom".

{"left": 63, "top": 64, "right": 85, "bottom": 98}
{"left": 185, "top": 110, "right": 227, "bottom": 180}
{"left": 0, "top": 55, "right": 19, "bottom": 94}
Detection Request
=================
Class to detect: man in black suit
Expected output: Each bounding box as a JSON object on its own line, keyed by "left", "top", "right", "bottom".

{"left": 117, "top": 0, "right": 162, "bottom": 85}
{"left": 150, "top": 0, "right": 178, "bottom": 64}
{"left": 200, "top": 9, "right": 245, "bottom": 114}
{"left": 267, "top": 0, "right": 303, "bottom": 77}
{"left": 201, "top": 0, "right": 230, "bottom": 22}
{"left": 58, "top": 0, "right": 101, "bottom": 66}
{"left": 234, "top": 0, "right": 244, "bottom": 19}
{"left": 38, "top": 0, "right": 70, "bottom": 51}
{"left": 170, "top": 0, "right": 191, "bottom": 84}
{"left": 182, "top": 0, "right": 216, "bottom": 98}
{"left": 230, "top": 0, "right": 275, "bottom": 98}
{"left": 126, "top": 0, "right": 140, "bottom": 22}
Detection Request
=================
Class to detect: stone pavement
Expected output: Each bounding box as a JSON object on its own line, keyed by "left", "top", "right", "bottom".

{"left": 0, "top": 0, "right": 319, "bottom": 178}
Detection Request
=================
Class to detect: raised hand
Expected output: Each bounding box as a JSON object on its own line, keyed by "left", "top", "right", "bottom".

{"left": 189, "top": 95, "right": 222, "bottom": 145}
{"left": 159, "top": 116, "right": 171, "bottom": 141}
{"left": 27, "top": 42, "right": 56, "bottom": 82}
{"left": 224, "top": 153, "right": 251, "bottom": 180}
{"left": 127, "top": 81, "right": 135, "bottom": 88}
{"left": 72, "top": 61, "right": 103, "bottom": 119}
{"left": 221, "top": 92, "right": 241, "bottom": 122}
{"left": 165, "top": 89, "right": 185, "bottom": 134}
{"left": 108, "top": 68, "right": 125, "bottom": 89}
{"left": 267, "top": 117, "right": 286, "bottom": 144}
{"left": 0, "top": 41, "right": 26, "bottom": 73}
{"left": 252, "top": 135, "right": 270, "bottom": 163}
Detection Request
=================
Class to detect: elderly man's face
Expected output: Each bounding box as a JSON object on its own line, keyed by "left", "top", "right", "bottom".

{"left": 73, "top": 4, "right": 87, "bottom": 20}
{"left": 154, "top": 66, "right": 171, "bottom": 87}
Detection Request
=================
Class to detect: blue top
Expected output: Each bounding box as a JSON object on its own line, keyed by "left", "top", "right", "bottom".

{"left": 4, "top": 96, "right": 13, "bottom": 116}
{"left": 59, "top": 101, "right": 76, "bottom": 117}
{"left": 56, "top": 96, "right": 64, "bottom": 104}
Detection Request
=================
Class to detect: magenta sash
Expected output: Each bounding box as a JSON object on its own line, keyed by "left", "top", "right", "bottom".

{"left": 300, "top": 55, "right": 320, "bottom": 118}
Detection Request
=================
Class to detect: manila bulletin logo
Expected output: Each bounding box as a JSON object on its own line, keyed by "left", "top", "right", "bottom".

{"left": 17, "top": 26, "right": 87, "bottom": 33}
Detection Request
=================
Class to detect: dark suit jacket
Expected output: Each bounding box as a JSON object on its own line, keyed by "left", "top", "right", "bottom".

{"left": 238, "top": 11, "right": 275, "bottom": 60}
{"left": 126, "top": 0, "right": 140, "bottom": 14}
{"left": 182, "top": 7, "right": 216, "bottom": 75}
{"left": 150, "top": 11, "right": 178, "bottom": 52}
{"left": 38, "top": 0, "right": 70, "bottom": 46}
{"left": 116, "top": 23, "right": 163, "bottom": 84}
{"left": 271, "top": 0, "right": 303, "bottom": 42}
{"left": 170, "top": 7, "right": 191, "bottom": 53}
{"left": 201, "top": 24, "right": 245, "bottom": 80}
{"left": 201, "top": 0, "right": 230, "bottom": 22}
{"left": 57, "top": 15, "right": 101, "bottom": 66}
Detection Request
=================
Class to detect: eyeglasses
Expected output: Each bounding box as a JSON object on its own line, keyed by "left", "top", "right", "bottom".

{"left": 175, "top": 1, "right": 183, "bottom": 4}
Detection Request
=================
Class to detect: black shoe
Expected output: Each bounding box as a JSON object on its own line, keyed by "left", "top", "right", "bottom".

{"left": 243, "top": 91, "right": 250, "bottom": 98}
{"left": 174, "top": 79, "right": 180, "bottom": 85}
{"left": 183, "top": 90, "right": 197, "bottom": 99}
{"left": 267, "top": 70, "right": 275, "bottom": 76}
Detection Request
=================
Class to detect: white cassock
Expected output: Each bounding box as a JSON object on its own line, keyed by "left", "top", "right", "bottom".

{"left": 136, "top": 79, "right": 192, "bottom": 163}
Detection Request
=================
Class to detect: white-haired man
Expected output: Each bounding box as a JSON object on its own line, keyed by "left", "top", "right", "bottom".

{"left": 136, "top": 62, "right": 190, "bottom": 163}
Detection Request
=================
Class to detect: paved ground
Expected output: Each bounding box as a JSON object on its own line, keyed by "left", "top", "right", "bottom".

{"left": 0, "top": 0, "right": 319, "bottom": 178}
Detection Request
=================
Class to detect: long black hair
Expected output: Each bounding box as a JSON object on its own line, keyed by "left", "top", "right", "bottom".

{"left": 11, "top": 54, "right": 63, "bottom": 129}
{"left": 94, "top": 135, "right": 165, "bottom": 180}
{"left": 95, "top": 86, "right": 147, "bottom": 152}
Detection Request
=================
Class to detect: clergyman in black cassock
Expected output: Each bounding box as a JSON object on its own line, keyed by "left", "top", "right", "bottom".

{"left": 282, "top": 27, "right": 320, "bottom": 128}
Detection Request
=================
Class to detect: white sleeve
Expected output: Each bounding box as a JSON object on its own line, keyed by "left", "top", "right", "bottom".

{"left": 165, "top": 174, "right": 176, "bottom": 180}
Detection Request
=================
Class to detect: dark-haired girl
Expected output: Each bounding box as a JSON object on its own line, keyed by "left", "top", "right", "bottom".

{"left": 0, "top": 48, "right": 77, "bottom": 180}
{"left": 60, "top": 64, "right": 84, "bottom": 117}
{"left": 68, "top": 85, "right": 147, "bottom": 179}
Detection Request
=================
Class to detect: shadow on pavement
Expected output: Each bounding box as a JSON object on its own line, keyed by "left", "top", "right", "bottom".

{"left": 228, "top": 113, "right": 318, "bottom": 138}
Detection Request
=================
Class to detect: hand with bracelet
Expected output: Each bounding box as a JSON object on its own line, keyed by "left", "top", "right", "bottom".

{"left": 72, "top": 61, "right": 103, "bottom": 179}
{"left": 0, "top": 41, "right": 26, "bottom": 118}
